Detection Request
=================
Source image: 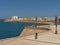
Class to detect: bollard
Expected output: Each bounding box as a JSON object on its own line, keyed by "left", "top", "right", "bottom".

{"left": 35, "top": 33, "right": 38, "bottom": 39}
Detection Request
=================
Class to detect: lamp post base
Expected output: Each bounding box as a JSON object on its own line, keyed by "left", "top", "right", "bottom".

{"left": 55, "top": 31, "right": 57, "bottom": 34}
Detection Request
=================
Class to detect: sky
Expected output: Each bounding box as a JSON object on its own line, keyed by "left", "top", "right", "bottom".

{"left": 0, "top": 0, "right": 60, "bottom": 18}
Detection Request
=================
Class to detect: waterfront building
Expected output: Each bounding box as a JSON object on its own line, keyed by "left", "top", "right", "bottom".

{"left": 21, "top": 17, "right": 36, "bottom": 21}
{"left": 11, "top": 16, "right": 19, "bottom": 21}
{"left": 37, "top": 17, "right": 43, "bottom": 22}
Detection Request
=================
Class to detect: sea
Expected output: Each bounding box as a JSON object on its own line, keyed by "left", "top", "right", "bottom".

{"left": 0, "top": 19, "right": 48, "bottom": 39}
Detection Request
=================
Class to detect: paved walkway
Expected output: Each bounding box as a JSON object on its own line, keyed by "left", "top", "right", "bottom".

{"left": 24, "top": 30, "right": 60, "bottom": 45}
{"left": 24, "top": 24, "right": 60, "bottom": 45}
{"left": 0, "top": 25, "right": 60, "bottom": 45}
{"left": 0, "top": 36, "right": 57, "bottom": 45}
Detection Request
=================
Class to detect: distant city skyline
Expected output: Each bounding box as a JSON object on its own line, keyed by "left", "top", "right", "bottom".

{"left": 0, "top": 0, "right": 60, "bottom": 19}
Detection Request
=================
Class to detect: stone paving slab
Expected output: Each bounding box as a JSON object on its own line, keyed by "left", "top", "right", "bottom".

{"left": 24, "top": 31, "right": 60, "bottom": 45}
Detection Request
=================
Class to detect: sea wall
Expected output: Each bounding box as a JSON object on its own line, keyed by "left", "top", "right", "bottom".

{"left": 20, "top": 25, "right": 50, "bottom": 37}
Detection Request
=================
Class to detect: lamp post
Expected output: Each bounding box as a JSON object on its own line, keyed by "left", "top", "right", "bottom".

{"left": 55, "top": 16, "right": 58, "bottom": 34}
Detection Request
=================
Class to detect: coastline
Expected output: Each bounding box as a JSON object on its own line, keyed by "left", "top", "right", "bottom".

{"left": 20, "top": 26, "right": 50, "bottom": 37}
{"left": 0, "top": 25, "right": 50, "bottom": 45}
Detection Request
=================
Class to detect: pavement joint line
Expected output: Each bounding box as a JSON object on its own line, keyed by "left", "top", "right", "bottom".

{"left": 21, "top": 30, "right": 49, "bottom": 38}
{"left": 24, "top": 38, "right": 60, "bottom": 45}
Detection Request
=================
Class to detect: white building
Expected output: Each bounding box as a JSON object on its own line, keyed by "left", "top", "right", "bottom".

{"left": 19, "top": 18, "right": 23, "bottom": 20}
{"left": 37, "top": 17, "right": 43, "bottom": 21}
{"left": 11, "top": 16, "right": 19, "bottom": 20}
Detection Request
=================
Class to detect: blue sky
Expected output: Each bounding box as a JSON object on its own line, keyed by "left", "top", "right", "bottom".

{"left": 0, "top": 0, "right": 60, "bottom": 18}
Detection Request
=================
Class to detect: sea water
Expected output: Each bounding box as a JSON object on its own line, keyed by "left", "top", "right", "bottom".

{"left": 0, "top": 20, "right": 48, "bottom": 39}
